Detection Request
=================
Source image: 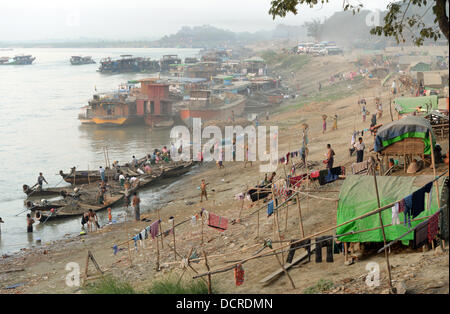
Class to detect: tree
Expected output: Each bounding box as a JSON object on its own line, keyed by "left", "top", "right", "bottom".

{"left": 269, "top": 0, "right": 449, "bottom": 46}
{"left": 304, "top": 18, "right": 324, "bottom": 41}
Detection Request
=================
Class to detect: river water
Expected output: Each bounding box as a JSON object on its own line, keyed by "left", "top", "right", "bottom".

{"left": 0, "top": 48, "right": 201, "bottom": 254}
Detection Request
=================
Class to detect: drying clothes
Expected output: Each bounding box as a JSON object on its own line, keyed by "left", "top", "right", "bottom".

{"left": 413, "top": 220, "right": 429, "bottom": 249}
{"left": 267, "top": 200, "right": 274, "bottom": 217}
{"left": 190, "top": 250, "right": 200, "bottom": 263}
{"left": 145, "top": 226, "right": 151, "bottom": 239}
{"left": 133, "top": 235, "right": 138, "bottom": 251}
{"left": 333, "top": 241, "right": 343, "bottom": 254}
{"left": 150, "top": 219, "right": 160, "bottom": 239}
{"left": 428, "top": 211, "right": 440, "bottom": 243}
{"left": 113, "top": 244, "right": 118, "bottom": 255}
{"left": 286, "top": 238, "right": 311, "bottom": 264}
{"left": 191, "top": 215, "right": 197, "bottom": 226}
{"left": 289, "top": 174, "right": 308, "bottom": 187}
{"left": 310, "top": 171, "right": 320, "bottom": 179}
{"left": 315, "top": 236, "right": 333, "bottom": 263}
{"left": 318, "top": 166, "right": 342, "bottom": 185}
{"left": 404, "top": 182, "right": 433, "bottom": 227}
{"left": 208, "top": 213, "right": 228, "bottom": 231}
{"left": 234, "top": 263, "right": 245, "bottom": 286}
{"left": 398, "top": 199, "right": 406, "bottom": 213}
{"left": 391, "top": 202, "right": 400, "bottom": 226}
{"left": 427, "top": 187, "right": 433, "bottom": 211}
{"left": 248, "top": 184, "right": 271, "bottom": 202}
{"left": 285, "top": 153, "right": 290, "bottom": 165}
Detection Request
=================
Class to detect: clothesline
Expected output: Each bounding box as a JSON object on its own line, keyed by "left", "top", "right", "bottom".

{"left": 191, "top": 169, "right": 448, "bottom": 278}
{"left": 377, "top": 205, "right": 446, "bottom": 254}
{"left": 193, "top": 212, "right": 437, "bottom": 279}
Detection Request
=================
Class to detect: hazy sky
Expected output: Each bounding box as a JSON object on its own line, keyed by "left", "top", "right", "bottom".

{"left": 0, "top": 0, "right": 393, "bottom": 41}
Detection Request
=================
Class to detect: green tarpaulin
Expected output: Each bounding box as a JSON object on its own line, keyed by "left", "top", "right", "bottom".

{"left": 394, "top": 95, "right": 438, "bottom": 114}
{"left": 336, "top": 175, "right": 441, "bottom": 243}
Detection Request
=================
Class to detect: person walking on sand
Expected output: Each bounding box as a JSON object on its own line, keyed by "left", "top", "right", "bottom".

{"left": 354, "top": 137, "right": 365, "bottom": 163}
{"left": 0, "top": 217, "right": 4, "bottom": 234}
{"left": 132, "top": 192, "right": 140, "bottom": 221}
{"left": 322, "top": 115, "right": 327, "bottom": 134}
{"left": 244, "top": 145, "right": 253, "bottom": 168}
{"left": 332, "top": 114, "right": 338, "bottom": 130}
{"left": 26, "top": 214, "right": 35, "bottom": 233}
{"left": 200, "top": 179, "right": 208, "bottom": 202}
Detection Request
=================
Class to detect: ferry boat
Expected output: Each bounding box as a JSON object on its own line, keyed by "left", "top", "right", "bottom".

{"left": 70, "top": 56, "right": 95, "bottom": 65}
{"left": 98, "top": 55, "right": 160, "bottom": 73}
{"left": 0, "top": 55, "right": 35, "bottom": 65}
{"left": 79, "top": 79, "right": 174, "bottom": 128}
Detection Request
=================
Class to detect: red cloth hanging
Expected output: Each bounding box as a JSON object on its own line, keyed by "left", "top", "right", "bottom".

{"left": 234, "top": 263, "right": 245, "bottom": 286}
{"left": 208, "top": 213, "right": 228, "bottom": 231}
{"left": 427, "top": 211, "right": 440, "bottom": 243}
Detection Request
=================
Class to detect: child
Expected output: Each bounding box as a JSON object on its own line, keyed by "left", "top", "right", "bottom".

{"left": 26, "top": 214, "right": 35, "bottom": 233}
{"left": 108, "top": 207, "right": 112, "bottom": 223}
{"left": 200, "top": 179, "right": 208, "bottom": 202}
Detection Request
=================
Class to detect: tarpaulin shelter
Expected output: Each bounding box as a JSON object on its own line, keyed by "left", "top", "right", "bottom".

{"left": 374, "top": 115, "right": 435, "bottom": 155}
{"left": 393, "top": 95, "right": 438, "bottom": 115}
{"left": 336, "top": 175, "right": 442, "bottom": 243}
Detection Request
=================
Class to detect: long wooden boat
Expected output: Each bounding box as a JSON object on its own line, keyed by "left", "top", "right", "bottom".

{"left": 40, "top": 193, "right": 124, "bottom": 220}
{"left": 23, "top": 184, "right": 73, "bottom": 199}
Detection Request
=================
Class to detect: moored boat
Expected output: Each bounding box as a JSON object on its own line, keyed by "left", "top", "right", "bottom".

{"left": 0, "top": 55, "right": 35, "bottom": 65}
{"left": 70, "top": 56, "right": 96, "bottom": 65}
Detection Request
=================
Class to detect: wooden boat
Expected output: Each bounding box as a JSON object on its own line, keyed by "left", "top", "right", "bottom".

{"left": 59, "top": 168, "right": 118, "bottom": 185}
{"left": 23, "top": 184, "right": 73, "bottom": 199}
{"left": 40, "top": 193, "right": 124, "bottom": 220}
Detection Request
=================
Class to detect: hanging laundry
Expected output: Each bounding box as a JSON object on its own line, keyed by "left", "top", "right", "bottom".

{"left": 191, "top": 215, "right": 197, "bottom": 226}
{"left": 315, "top": 236, "right": 334, "bottom": 263}
{"left": 267, "top": 200, "right": 274, "bottom": 217}
{"left": 150, "top": 219, "right": 160, "bottom": 239}
{"left": 413, "top": 220, "right": 428, "bottom": 249}
{"left": 113, "top": 244, "right": 118, "bottom": 255}
{"left": 428, "top": 211, "right": 440, "bottom": 243}
{"left": 286, "top": 239, "right": 311, "bottom": 264}
{"left": 391, "top": 202, "right": 400, "bottom": 226}
{"left": 234, "top": 263, "right": 245, "bottom": 286}
{"left": 133, "top": 235, "right": 138, "bottom": 251}
{"left": 398, "top": 199, "right": 406, "bottom": 213}
{"left": 404, "top": 182, "right": 433, "bottom": 227}
{"left": 427, "top": 187, "right": 433, "bottom": 211}
{"left": 190, "top": 250, "right": 200, "bottom": 263}
{"left": 285, "top": 153, "right": 290, "bottom": 165}
{"left": 208, "top": 213, "right": 228, "bottom": 231}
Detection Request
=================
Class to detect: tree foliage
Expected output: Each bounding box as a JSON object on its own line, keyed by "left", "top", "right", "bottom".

{"left": 269, "top": 0, "right": 449, "bottom": 46}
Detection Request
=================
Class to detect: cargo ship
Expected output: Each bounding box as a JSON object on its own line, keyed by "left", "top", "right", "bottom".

{"left": 78, "top": 79, "right": 174, "bottom": 128}
{"left": 0, "top": 55, "right": 35, "bottom": 65}
{"left": 70, "top": 56, "right": 95, "bottom": 65}
{"left": 98, "top": 55, "right": 160, "bottom": 73}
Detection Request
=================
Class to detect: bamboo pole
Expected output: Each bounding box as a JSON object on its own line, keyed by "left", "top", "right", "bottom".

{"left": 256, "top": 208, "right": 260, "bottom": 239}
{"left": 124, "top": 214, "right": 132, "bottom": 267}
{"left": 155, "top": 231, "right": 160, "bottom": 271}
{"left": 271, "top": 186, "right": 284, "bottom": 262}
{"left": 172, "top": 218, "right": 177, "bottom": 261}
{"left": 429, "top": 130, "right": 440, "bottom": 250}
{"left": 296, "top": 194, "right": 305, "bottom": 238}
{"left": 203, "top": 251, "right": 212, "bottom": 294}
{"left": 371, "top": 158, "right": 393, "bottom": 291}
{"left": 158, "top": 208, "right": 163, "bottom": 249}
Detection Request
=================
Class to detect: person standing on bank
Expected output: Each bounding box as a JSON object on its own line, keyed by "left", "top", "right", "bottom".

{"left": 132, "top": 192, "right": 141, "bottom": 221}
{"left": 354, "top": 137, "right": 365, "bottom": 163}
